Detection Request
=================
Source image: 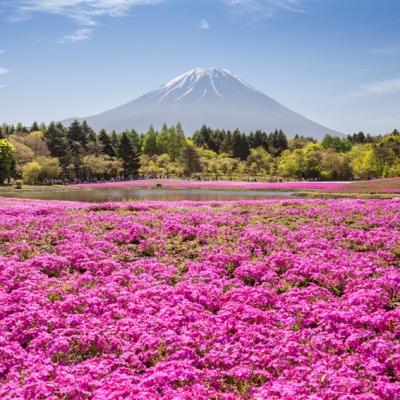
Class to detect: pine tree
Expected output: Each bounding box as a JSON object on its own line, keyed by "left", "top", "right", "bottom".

{"left": 44, "top": 122, "right": 67, "bottom": 159}
{"left": 192, "top": 125, "right": 210, "bottom": 149}
{"left": 66, "top": 121, "right": 87, "bottom": 179}
{"left": 142, "top": 125, "right": 159, "bottom": 156}
{"left": 180, "top": 142, "right": 201, "bottom": 176}
{"left": 99, "top": 129, "right": 116, "bottom": 157}
{"left": 118, "top": 131, "right": 139, "bottom": 177}
{"left": 80, "top": 120, "right": 94, "bottom": 150}
{"left": 67, "top": 120, "right": 85, "bottom": 144}
{"left": 229, "top": 130, "right": 250, "bottom": 160}
{"left": 110, "top": 131, "right": 119, "bottom": 150}
{"left": 240, "top": 133, "right": 250, "bottom": 160}
{"left": 30, "top": 121, "right": 40, "bottom": 132}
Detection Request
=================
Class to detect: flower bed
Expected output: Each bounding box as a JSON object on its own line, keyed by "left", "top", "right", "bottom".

{"left": 73, "top": 179, "right": 348, "bottom": 191}
{"left": 336, "top": 177, "right": 400, "bottom": 194}
{"left": 0, "top": 198, "right": 399, "bottom": 399}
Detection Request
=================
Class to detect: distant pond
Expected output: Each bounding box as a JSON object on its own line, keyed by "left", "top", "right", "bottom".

{"left": 1, "top": 188, "right": 297, "bottom": 202}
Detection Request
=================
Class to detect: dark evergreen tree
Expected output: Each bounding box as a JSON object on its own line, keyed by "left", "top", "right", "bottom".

{"left": 16, "top": 123, "right": 29, "bottom": 133}
{"left": 118, "top": 131, "right": 139, "bottom": 177}
{"left": 231, "top": 130, "right": 250, "bottom": 160}
{"left": 269, "top": 130, "right": 288, "bottom": 156}
{"left": 110, "top": 131, "right": 120, "bottom": 151}
{"left": 66, "top": 121, "right": 87, "bottom": 179}
{"left": 180, "top": 142, "right": 201, "bottom": 176}
{"left": 192, "top": 125, "right": 211, "bottom": 149}
{"left": 80, "top": 120, "right": 94, "bottom": 150}
{"left": 99, "top": 129, "right": 116, "bottom": 157}
{"left": 30, "top": 121, "right": 40, "bottom": 132}
{"left": 67, "top": 120, "right": 84, "bottom": 144}
{"left": 221, "top": 130, "right": 233, "bottom": 154}
{"left": 142, "top": 126, "right": 159, "bottom": 156}
{"left": 44, "top": 122, "right": 67, "bottom": 160}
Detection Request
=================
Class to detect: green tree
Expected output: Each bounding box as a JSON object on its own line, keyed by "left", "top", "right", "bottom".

{"left": 278, "top": 149, "right": 304, "bottom": 179}
{"left": 8, "top": 136, "right": 34, "bottom": 176}
{"left": 110, "top": 131, "right": 120, "bottom": 151}
{"left": 118, "top": 131, "right": 139, "bottom": 176}
{"left": 373, "top": 135, "right": 400, "bottom": 176}
{"left": 44, "top": 122, "right": 67, "bottom": 160}
{"left": 156, "top": 125, "right": 185, "bottom": 161}
{"left": 30, "top": 121, "right": 40, "bottom": 132}
{"left": 247, "top": 147, "right": 272, "bottom": 175}
{"left": 36, "top": 157, "right": 62, "bottom": 182}
{"left": 180, "top": 142, "right": 201, "bottom": 176}
{"left": 83, "top": 155, "right": 122, "bottom": 179}
{"left": 99, "top": 129, "right": 116, "bottom": 157}
{"left": 302, "top": 143, "right": 323, "bottom": 179}
{"left": 0, "top": 139, "right": 15, "bottom": 183}
{"left": 321, "top": 134, "right": 352, "bottom": 153}
{"left": 231, "top": 130, "right": 250, "bottom": 160}
{"left": 23, "top": 131, "right": 50, "bottom": 157}
{"left": 269, "top": 130, "right": 288, "bottom": 156}
{"left": 66, "top": 120, "right": 89, "bottom": 179}
{"left": 22, "top": 161, "right": 41, "bottom": 184}
{"left": 349, "top": 144, "right": 379, "bottom": 179}
{"left": 142, "top": 126, "right": 159, "bottom": 156}
{"left": 320, "top": 149, "right": 352, "bottom": 180}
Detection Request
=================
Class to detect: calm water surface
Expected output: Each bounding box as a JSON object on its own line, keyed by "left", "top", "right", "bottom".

{"left": 2, "top": 188, "right": 296, "bottom": 202}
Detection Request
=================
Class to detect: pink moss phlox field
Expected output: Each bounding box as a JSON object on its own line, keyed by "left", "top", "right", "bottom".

{"left": 73, "top": 179, "right": 347, "bottom": 191}
{"left": 0, "top": 198, "right": 400, "bottom": 399}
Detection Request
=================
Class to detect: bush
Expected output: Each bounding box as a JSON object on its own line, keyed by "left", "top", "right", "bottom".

{"left": 14, "top": 180, "right": 23, "bottom": 189}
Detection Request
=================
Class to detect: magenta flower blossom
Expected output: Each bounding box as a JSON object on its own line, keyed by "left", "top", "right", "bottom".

{"left": 0, "top": 198, "right": 399, "bottom": 399}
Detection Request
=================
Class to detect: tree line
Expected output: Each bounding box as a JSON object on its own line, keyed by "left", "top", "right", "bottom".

{"left": 0, "top": 121, "right": 399, "bottom": 184}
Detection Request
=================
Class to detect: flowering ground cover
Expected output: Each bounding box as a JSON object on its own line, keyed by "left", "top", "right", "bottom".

{"left": 72, "top": 177, "right": 400, "bottom": 195}
{"left": 0, "top": 198, "right": 400, "bottom": 399}
{"left": 73, "top": 179, "right": 347, "bottom": 191}
{"left": 335, "top": 177, "right": 400, "bottom": 194}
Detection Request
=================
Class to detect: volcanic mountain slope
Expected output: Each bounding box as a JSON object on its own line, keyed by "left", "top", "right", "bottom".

{"left": 65, "top": 68, "right": 342, "bottom": 139}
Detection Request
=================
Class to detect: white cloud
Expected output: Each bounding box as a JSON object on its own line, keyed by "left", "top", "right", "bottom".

{"left": 17, "top": 0, "right": 163, "bottom": 25}
{"left": 14, "top": 0, "right": 162, "bottom": 42}
{"left": 225, "top": 0, "right": 305, "bottom": 18}
{"left": 58, "top": 27, "right": 92, "bottom": 43}
{"left": 199, "top": 19, "right": 210, "bottom": 30}
{"left": 0, "top": 50, "right": 4, "bottom": 54}
{"left": 0, "top": 85, "right": 7, "bottom": 89}
{"left": 352, "top": 78, "right": 400, "bottom": 97}
{"left": 0, "top": 67, "right": 9, "bottom": 75}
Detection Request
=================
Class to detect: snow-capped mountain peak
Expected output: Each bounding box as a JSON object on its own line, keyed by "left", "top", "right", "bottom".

{"left": 64, "top": 67, "right": 343, "bottom": 138}
{"left": 153, "top": 67, "right": 260, "bottom": 104}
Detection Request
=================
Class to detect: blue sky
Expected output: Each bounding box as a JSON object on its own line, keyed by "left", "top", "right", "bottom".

{"left": 0, "top": 0, "right": 399, "bottom": 135}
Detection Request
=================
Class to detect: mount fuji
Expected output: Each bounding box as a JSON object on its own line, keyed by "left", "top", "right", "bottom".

{"left": 64, "top": 68, "right": 342, "bottom": 139}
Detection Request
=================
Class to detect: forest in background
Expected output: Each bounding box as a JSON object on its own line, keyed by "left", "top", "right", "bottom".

{"left": 0, "top": 121, "right": 399, "bottom": 185}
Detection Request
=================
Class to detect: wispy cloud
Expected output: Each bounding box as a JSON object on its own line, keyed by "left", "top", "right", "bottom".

{"left": 13, "top": 0, "right": 162, "bottom": 42}
{"left": 0, "top": 67, "right": 9, "bottom": 75}
{"left": 351, "top": 78, "right": 400, "bottom": 97}
{"left": 225, "top": 0, "right": 305, "bottom": 18}
{"left": 199, "top": 19, "right": 210, "bottom": 30}
{"left": 58, "top": 27, "right": 92, "bottom": 43}
{"left": 0, "top": 50, "right": 4, "bottom": 54}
